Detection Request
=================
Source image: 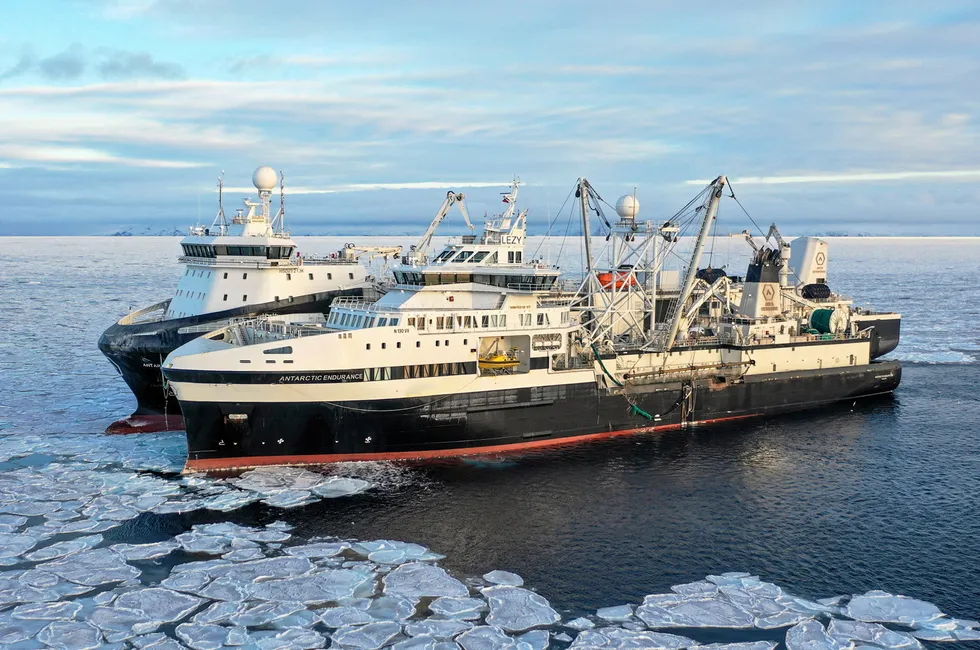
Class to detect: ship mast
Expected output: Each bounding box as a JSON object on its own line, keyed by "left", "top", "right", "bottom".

{"left": 662, "top": 175, "right": 727, "bottom": 350}
{"left": 578, "top": 178, "right": 597, "bottom": 328}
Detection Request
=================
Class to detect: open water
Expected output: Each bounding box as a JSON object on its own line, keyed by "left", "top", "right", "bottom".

{"left": 0, "top": 236, "right": 978, "bottom": 650}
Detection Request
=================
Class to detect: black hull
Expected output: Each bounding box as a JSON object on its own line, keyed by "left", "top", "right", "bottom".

{"left": 99, "top": 289, "right": 362, "bottom": 416}
{"left": 853, "top": 315, "right": 901, "bottom": 359}
{"left": 179, "top": 361, "right": 902, "bottom": 471}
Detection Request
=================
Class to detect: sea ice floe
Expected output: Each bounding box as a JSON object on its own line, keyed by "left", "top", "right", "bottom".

{"left": 672, "top": 580, "right": 720, "bottom": 597}
{"left": 39, "top": 548, "right": 141, "bottom": 586}
{"left": 569, "top": 628, "right": 698, "bottom": 650}
{"left": 226, "top": 600, "right": 305, "bottom": 627}
{"left": 36, "top": 619, "right": 104, "bottom": 650}
{"left": 11, "top": 600, "right": 83, "bottom": 620}
{"left": 113, "top": 587, "right": 203, "bottom": 626}
{"left": 261, "top": 489, "right": 320, "bottom": 508}
{"left": 391, "top": 635, "right": 441, "bottom": 650}
{"left": 199, "top": 576, "right": 250, "bottom": 602}
{"left": 313, "top": 476, "right": 372, "bottom": 498}
{"left": 430, "top": 597, "right": 489, "bottom": 620}
{"left": 597, "top": 605, "right": 635, "bottom": 622}
{"left": 355, "top": 540, "right": 446, "bottom": 564}
{"left": 701, "top": 643, "right": 778, "bottom": 650}
{"left": 784, "top": 620, "right": 839, "bottom": 650}
{"left": 249, "top": 569, "right": 376, "bottom": 603}
{"left": 384, "top": 562, "right": 470, "bottom": 598}
{"left": 457, "top": 625, "right": 528, "bottom": 650}
{"left": 483, "top": 586, "right": 561, "bottom": 632}
{"left": 131, "top": 632, "right": 186, "bottom": 649}
{"left": 483, "top": 570, "right": 524, "bottom": 587}
{"left": 320, "top": 605, "right": 378, "bottom": 627}
{"left": 0, "top": 513, "right": 28, "bottom": 532}
{"left": 406, "top": 620, "right": 474, "bottom": 639}
{"left": 213, "top": 554, "right": 312, "bottom": 582}
{"left": 223, "top": 546, "right": 267, "bottom": 562}
{"left": 257, "top": 627, "right": 327, "bottom": 649}
{"left": 637, "top": 596, "right": 756, "bottom": 629}
{"left": 566, "top": 618, "right": 595, "bottom": 630}
{"left": 518, "top": 629, "right": 549, "bottom": 650}
{"left": 332, "top": 621, "right": 403, "bottom": 650}
{"left": 284, "top": 540, "right": 350, "bottom": 558}
{"left": 192, "top": 600, "right": 246, "bottom": 625}
{"left": 368, "top": 595, "right": 420, "bottom": 620}
{"left": 110, "top": 540, "right": 179, "bottom": 561}
{"left": 175, "top": 622, "right": 229, "bottom": 650}
{"left": 826, "top": 618, "right": 923, "bottom": 650}
{"left": 0, "top": 533, "right": 38, "bottom": 560}
{"left": 22, "top": 533, "right": 102, "bottom": 562}
{"left": 843, "top": 591, "right": 944, "bottom": 625}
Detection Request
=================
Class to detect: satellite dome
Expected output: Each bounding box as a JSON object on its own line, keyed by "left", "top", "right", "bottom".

{"left": 252, "top": 166, "right": 278, "bottom": 192}
{"left": 615, "top": 194, "right": 640, "bottom": 219}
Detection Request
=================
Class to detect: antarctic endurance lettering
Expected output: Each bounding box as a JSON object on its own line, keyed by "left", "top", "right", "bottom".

{"left": 278, "top": 371, "right": 364, "bottom": 384}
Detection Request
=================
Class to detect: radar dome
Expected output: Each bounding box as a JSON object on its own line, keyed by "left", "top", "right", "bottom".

{"left": 615, "top": 194, "right": 640, "bottom": 219}
{"left": 252, "top": 166, "right": 278, "bottom": 192}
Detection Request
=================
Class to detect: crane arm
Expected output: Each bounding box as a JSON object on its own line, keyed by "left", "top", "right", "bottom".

{"left": 339, "top": 244, "right": 403, "bottom": 261}
{"left": 741, "top": 229, "right": 760, "bottom": 252}
{"left": 765, "top": 223, "right": 788, "bottom": 249}
{"left": 414, "top": 191, "right": 471, "bottom": 259}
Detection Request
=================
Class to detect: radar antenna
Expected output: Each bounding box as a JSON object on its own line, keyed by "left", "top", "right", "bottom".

{"left": 272, "top": 170, "right": 286, "bottom": 234}
{"left": 211, "top": 171, "right": 228, "bottom": 236}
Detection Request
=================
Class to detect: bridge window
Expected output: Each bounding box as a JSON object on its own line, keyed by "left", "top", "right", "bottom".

{"left": 508, "top": 251, "right": 515, "bottom": 263}
{"left": 453, "top": 250, "right": 474, "bottom": 262}
{"left": 469, "top": 251, "right": 490, "bottom": 263}
{"left": 434, "top": 249, "right": 456, "bottom": 262}
{"left": 264, "top": 346, "right": 293, "bottom": 354}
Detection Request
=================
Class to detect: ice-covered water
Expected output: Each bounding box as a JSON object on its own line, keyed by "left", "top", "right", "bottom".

{"left": 0, "top": 236, "right": 978, "bottom": 648}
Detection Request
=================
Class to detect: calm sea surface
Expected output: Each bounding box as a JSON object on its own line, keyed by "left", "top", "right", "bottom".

{"left": 0, "top": 236, "right": 978, "bottom": 648}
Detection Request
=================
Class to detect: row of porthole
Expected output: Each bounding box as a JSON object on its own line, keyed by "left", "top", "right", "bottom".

{"left": 219, "top": 271, "right": 354, "bottom": 281}
{"left": 365, "top": 338, "right": 470, "bottom": 351}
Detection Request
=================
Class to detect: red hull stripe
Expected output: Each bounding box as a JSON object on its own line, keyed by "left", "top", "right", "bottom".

{"left": 183, "top": 414, "right": 758, "bottom": 472}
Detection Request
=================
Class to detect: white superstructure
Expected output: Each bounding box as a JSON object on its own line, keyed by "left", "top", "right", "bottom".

{"left": 162, "top": 167, "right": 370, "bottom": 320}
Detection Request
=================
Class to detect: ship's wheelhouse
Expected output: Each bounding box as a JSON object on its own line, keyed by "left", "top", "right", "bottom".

{"left": 180, "top": 242, "right": 295, "bottom": 259}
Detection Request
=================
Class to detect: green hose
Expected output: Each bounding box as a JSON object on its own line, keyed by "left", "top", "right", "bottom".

{"left": 591, "top": 343, "right": 624, "bottom": 387}
{"left": 631, "top": 404, "right": 655, "bottom": 420}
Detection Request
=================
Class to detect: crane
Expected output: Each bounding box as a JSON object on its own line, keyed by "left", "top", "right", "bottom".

{"left": 408, "top": 191, "right": 474, "bottom": 265}
{"left": 337, "top": 243, "right": 403, "bottom": 261}
{"left": 741, "top": 223, "right": 792, "bottom": 286}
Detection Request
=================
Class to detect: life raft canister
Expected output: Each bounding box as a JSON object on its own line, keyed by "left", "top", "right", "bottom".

{"left": 597, "top": 270, "right": 637, "bottom": 289}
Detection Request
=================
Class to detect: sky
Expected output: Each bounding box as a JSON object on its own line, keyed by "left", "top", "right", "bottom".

{"left": 1, "top": 0, "right": 979, "bottom": 235}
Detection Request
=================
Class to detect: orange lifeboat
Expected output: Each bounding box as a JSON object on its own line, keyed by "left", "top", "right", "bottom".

{"left": 597, "top": 270, "right": 638, "bottom": 290}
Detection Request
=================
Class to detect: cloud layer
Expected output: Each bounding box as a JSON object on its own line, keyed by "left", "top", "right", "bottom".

{"left": 1, "top": 1, "right": 979, "bottom": 235}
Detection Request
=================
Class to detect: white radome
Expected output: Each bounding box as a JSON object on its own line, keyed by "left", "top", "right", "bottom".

{"left": 252, "top": 166, "right": 278, "bottom": 192}
{"left": 615, "top": 194, "right": 640, "bottom": 219}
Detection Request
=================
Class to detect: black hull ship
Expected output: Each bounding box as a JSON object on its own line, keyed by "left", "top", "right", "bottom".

{"left": 171, "top": 358, "right": 900, "bottom": 471}
{"left": 99, "top": 166, "right": 381, "bottom": 433}
{"left": 99, "top": 291, "right": 358, "bottom": 422}
{"left": 163, "top": 177, "right": 902, "bottom": 471}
